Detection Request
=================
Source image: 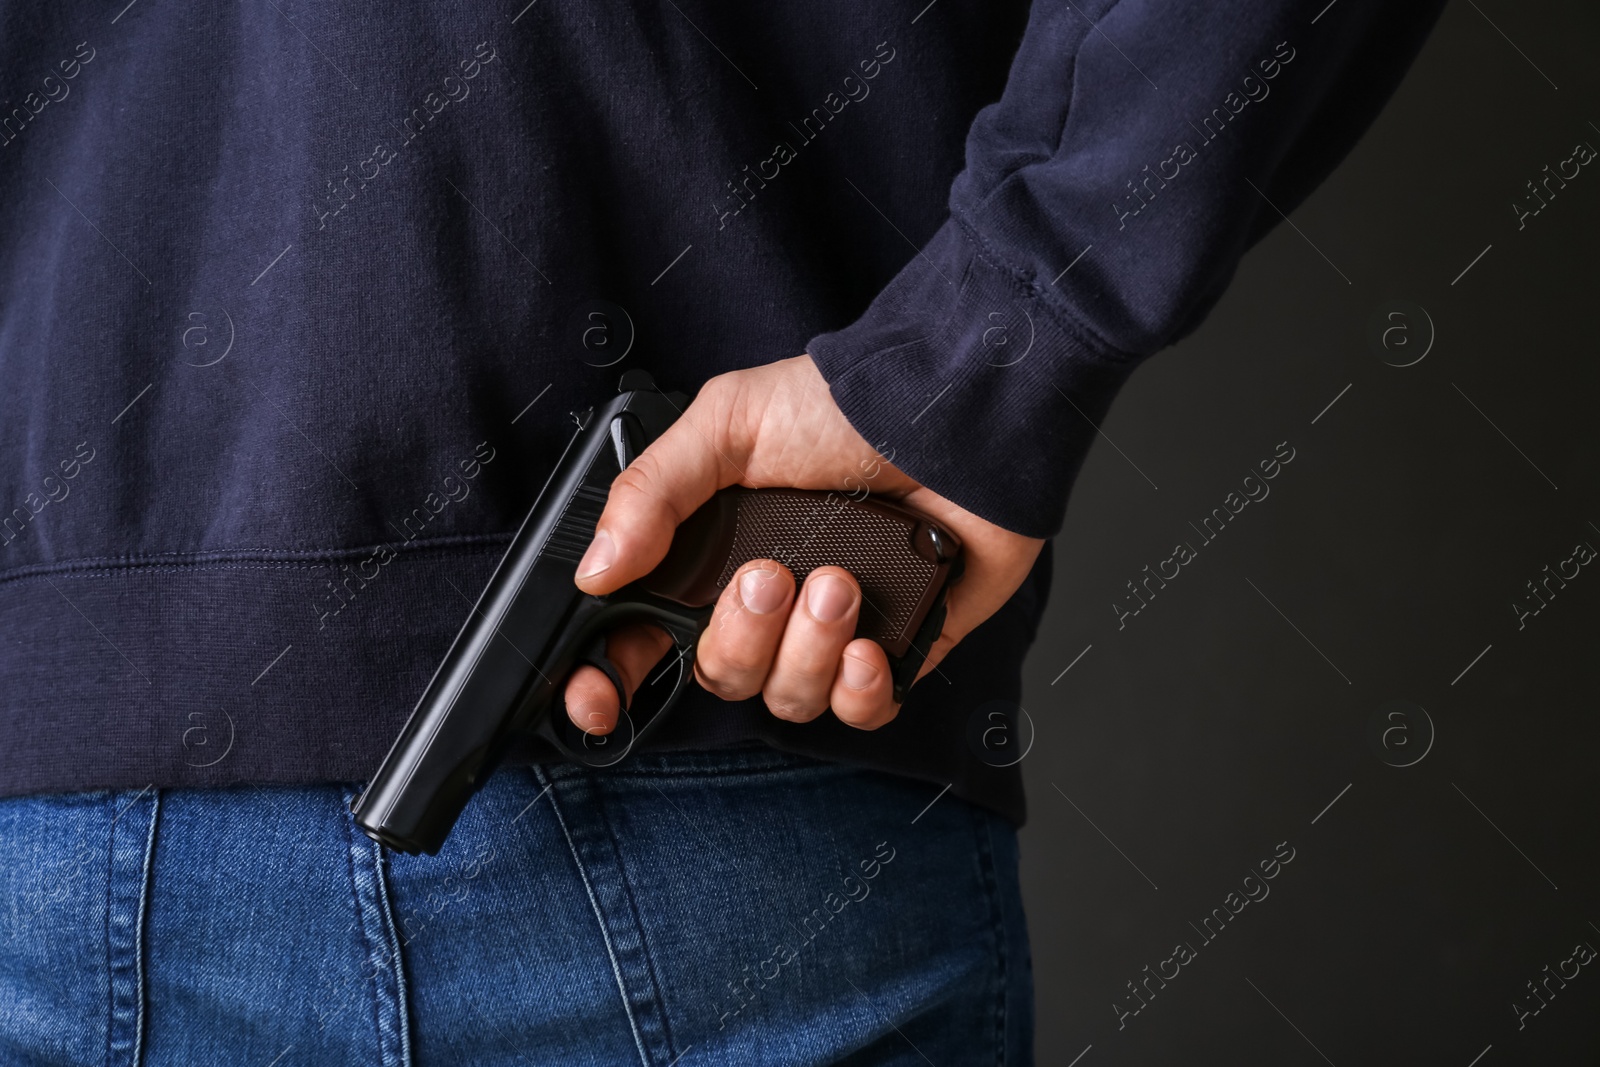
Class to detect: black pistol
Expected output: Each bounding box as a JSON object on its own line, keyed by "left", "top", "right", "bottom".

{"left": 351, "top": 370, "right": 963, "bottom": 855}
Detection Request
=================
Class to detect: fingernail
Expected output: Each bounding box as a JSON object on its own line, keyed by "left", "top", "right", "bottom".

{"left": 739, "top": 568, "right": 787, "bottom": 614}
{"left": 806, "top": 573, "right": 854, "bottom": 623}
{"left": 841, "top": 653, "right": 878, "bottom": 691}
{"left": 577, "top": 530, "right": 615, "bottom": 580}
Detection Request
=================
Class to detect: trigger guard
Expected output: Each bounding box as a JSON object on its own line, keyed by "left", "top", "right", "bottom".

{"left": 550, "top": 634, "right": 638, "bottom": 769}
{"left": 547, "top": 615, "right": 703, "bottom": 769}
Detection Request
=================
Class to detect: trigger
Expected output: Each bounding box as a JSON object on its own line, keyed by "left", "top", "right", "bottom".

{"left": 577, "top": 634, "right": 630, "bottom": 717}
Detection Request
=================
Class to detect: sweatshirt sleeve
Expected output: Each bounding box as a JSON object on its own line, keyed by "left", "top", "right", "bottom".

{"left": 806, "top": 0, "right": 1448, "bottom": 538}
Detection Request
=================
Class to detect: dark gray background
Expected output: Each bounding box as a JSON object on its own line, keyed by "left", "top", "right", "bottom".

{"left": 1015, "top": 1, "right": 1600, "bottom": 1062}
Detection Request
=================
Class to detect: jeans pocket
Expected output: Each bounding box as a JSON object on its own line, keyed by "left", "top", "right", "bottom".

{"left": 562, "top": 753, "right": 1025, "bottom": 1065}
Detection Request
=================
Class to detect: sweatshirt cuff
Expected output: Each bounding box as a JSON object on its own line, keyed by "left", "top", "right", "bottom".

{"left": 806, "top": 219, "right": 1142, "bottom": 539}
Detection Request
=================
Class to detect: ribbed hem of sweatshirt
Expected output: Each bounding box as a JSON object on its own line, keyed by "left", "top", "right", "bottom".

{"left": 0, "top": 539, "right": 1030, "bottom": 826}
{"left": 807, "top": 217, "right": 1143, "bottom": 539}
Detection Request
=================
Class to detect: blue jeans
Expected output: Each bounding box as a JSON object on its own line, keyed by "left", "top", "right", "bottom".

{"left": 0, "top": 747, "right": 1032, "bottom": 1065}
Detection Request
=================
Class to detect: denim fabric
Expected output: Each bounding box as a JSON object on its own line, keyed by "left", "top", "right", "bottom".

{"left": 0, "top": 748, "right": 1031, "bottom": 1065}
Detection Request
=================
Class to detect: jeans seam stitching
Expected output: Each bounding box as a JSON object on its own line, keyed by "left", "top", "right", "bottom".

{"left": 101, "top": 788, "right": 155, "bottom": 1067}
{"left": 102, "top": 794, "right": 113, "bottom": 1067}
{"left": 536, "top": 766, "right": 655, "bottom": 1067}
{"left": 597, "top": 786, "right": 682, "bottom": 1063}
{"left": 339, "top": 787, "right": 413, "bottom": 1067}
{"left": 340, "top": 805, "right": 392, "bottom": 1064}
{"left": 131, "top": 792, "right": 159, "bottom": 1067}
{"left": 365, "top": 836, "right": 414, "bottom": 1067}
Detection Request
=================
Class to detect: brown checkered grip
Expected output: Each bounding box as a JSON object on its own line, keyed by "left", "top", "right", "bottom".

{"left": 641, "top": 487, "right": 963, "bottom": 701}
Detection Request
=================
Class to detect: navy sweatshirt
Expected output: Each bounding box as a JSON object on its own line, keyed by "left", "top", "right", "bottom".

{"left": 0, "top": 1, "right": 1444, "bottom": 824}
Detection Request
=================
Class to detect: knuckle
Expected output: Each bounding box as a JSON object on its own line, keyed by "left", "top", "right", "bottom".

{"left": 694, "top": 663, "right": 759, "bottom": 702}
{"left": 700, "top": 629, "right": 773, "bottom": 680}
{"left": 607, "top": 455, "right": 697, "bottom": 529}
{"left": 763, "top": 691, "right": 823, "bottom": 722}
{"left": 610, "top": 457, "right": 667, "bottom": 505}
{"left": 722, "top": 648, "right": 772, "bottom": 680}
{"left": 608, "top": 456, "right": 651, "bottom": 491}
{"left": 699, "top": 371, "right": 736, "bottom": 400}
{"left": 706, "top": 681, "right": 749, "bottom": 702}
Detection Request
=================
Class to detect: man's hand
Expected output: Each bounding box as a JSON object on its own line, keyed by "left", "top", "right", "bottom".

{"left": 562, "top": 355, "right": 1044, "bottom": 735}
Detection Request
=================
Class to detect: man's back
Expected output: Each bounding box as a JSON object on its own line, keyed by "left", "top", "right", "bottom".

{"left": 0, "top": 0, "right": 1032, "bottom": 810}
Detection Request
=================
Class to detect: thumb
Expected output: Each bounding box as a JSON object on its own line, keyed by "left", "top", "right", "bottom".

{"left": 575, "top": 388, "right": 745, "bottom": 595}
